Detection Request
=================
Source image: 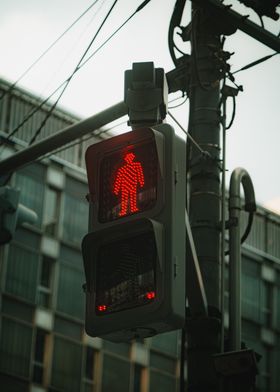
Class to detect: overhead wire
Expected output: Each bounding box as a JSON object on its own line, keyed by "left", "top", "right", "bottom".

{"left": 168, "top": 110, "right": 205, "bottom": 154}
{"left": 168, "top": 0, "right": 187, "bottom": 66}
{"left": 168, "top": 94, "right": 188, "bottom": 109}
{"left": 39, "top": 0, "right": 107, "bottom": 99}
{"left": 225, "top": 95, "right": 236, "bottom": 130}
{"left": 0, "top": 0, "right": 101, "bottom": 103}
{"left": 232, "top": 52, "right": 279, "bottom": 75}
{"left": 258, "top": 14, "right": 265, "bottom": 29}
{"left": 28, "top": 0, "right": 119, "bottom": 145}
{"left": 0, "top": 0, "right": 152, "bottom": 151}
{"left": 75, "top": 0, "right": 152, "bottom": 71}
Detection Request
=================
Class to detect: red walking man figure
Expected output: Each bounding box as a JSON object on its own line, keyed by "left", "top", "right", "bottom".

{"left": 113, "top": 151, "right": 145, "bottom": 217}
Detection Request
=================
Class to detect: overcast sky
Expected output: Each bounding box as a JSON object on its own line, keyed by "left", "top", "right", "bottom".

{"left": 0, "top": 0, "right": 279, "bottom": 211}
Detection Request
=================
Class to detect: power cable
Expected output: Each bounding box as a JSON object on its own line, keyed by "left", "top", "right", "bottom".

{"left": 167, "top": 111, "right": 205, "bottom": 154}
{"left": 226, "top": 95, "right": 236, "bottom": 130}
{"left": 258, "top": 14, "right": 265, "bottom": 29}
{"left": 39, "top": 0, "right": 107, "bottom": 99}
{"left": 168, "top": 0, "right": 187, "bottom": 66}
{"left": 0, "top": 0, "right": 152, "bottom": 150}
{"left": 0, "top": 0, "right": 101, "bottom": 103}
{"left": 168, "top": 94, "right": 188, "bottom": 109}
{"left": 76, "top": 0, "right": 152, "bottom": 71}
{"left": 28, "top": 0, "right": 119, "bottom": 145}
{"left": 232, "top": 52, "right": 279, "bottom": 75}
{"left": 225, "top": 212, "right": 254, "bottom": 256}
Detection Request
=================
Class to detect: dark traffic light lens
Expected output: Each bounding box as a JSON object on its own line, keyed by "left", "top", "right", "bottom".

{"left": 98, "top": 140, "right": 158, "bottom": 222}
{"left": 95, "top": 231, "right": 157, "bottom": 315}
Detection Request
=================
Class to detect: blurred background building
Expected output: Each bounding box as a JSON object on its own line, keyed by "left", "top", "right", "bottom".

{"left": 0, "top": 79, "right": 279, "bottom": 392}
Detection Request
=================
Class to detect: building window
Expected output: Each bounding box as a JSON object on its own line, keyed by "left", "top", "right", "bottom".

{"left": 0, "top": 374, "right": 29, "bottom": 392}
{"left": 149, "top": 331, "right": 179, "bottom": 357}
{"left": 56, "top": 262, "right": 84, "bottom": 320}
{"left": 257, "top": 345, "right": 272, "bottom": 392}
{"left": 62, "top": 177, "right": 88, "bottom": 246}
{"left": 0, "top": 317, "right": 33, "bottom": 379}
{"left": 149, "top": 370, "right": 177, "bottom": 392}
{"left": 37, "top": 256, "right": 54, "bottom": 308}
{"left": 54, "top": 316, "right": 83, "bottom": 341}
{"left": 32, "top": 328, "right": 48, "bottom": 385}
{"left": 43, "top": 187, "right": 60, "bottom": 237}
{"left": 267, "top": 219, "right": 280, "bottom": 259}
{"left": 101, "top": 354, "right": 130, "bottom": 392}
{"left": 62, "top": 193, "right": 88, "bottom": 245}
{"left": 242, "top": 257, "right": 261, "bottom": 323}
{"left": 150, "top": 352, "right": 177, "bottom": 375}
{"left": 260, "top": 281, "right": 272, "bottom": 327}
{"left": 244, "top": 212, "right": 265, "bottom": 252}
{"left": 51, "top": 336, "right": 82, "bottom": 392}
{"left": 5, "top": 242, "right": 39, "bottom": 304}
{"left": 83, "top": 346, "right": 97, "bottom": 392}
{"left": 149, "top": 351, "right": 178, "bottom": 392}
{"left": 56, "top": 246, "right": 84, "bottom": 320}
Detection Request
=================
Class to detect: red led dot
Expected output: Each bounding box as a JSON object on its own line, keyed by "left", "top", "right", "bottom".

{"left": 146, "top": 291, "right": 155, "bottom": 300}
{"left": 97, "top": 305, "right": 107, "bottom": 312}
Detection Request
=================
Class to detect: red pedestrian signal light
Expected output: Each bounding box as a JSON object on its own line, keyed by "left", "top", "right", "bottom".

{"left": 85, "top": 128, "right": 163, "bottom": 227}
{"left": 98, "top": 142, "right": 157, "bottom": 222}
{"left": 82, "top": 124, "right": 186, "bottom": 342}
{"left": 113, "top": 151, "right": 145, "bottom": 216}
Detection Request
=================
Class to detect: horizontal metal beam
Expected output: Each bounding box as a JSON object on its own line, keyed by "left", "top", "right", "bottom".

{"left": 197, "top": 0, "right": 280, "bottom": 52}
{"left": 0, "top": 101, "right": 127, "bottom": 177}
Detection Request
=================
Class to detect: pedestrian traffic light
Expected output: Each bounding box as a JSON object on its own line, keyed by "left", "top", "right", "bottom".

{"left": 0, "top": 186, "right": 37, "bottom": 245}
{"left": 82, "top": 123, "right": 186, "bottom": 342}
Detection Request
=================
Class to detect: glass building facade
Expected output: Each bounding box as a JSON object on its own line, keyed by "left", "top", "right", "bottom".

{"left": 0, "top": 79, "right": 280, "bottom": 391}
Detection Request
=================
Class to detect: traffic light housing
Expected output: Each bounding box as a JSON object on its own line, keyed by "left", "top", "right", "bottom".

{"left": 0, "top": 186, "right": 37, "bottom": 245}
{"left": 82, "top": 124, "right": 186, "bottom": 342}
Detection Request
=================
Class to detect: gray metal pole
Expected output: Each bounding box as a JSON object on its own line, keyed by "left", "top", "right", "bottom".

{"left": 228, "top": 168, "right": 256, "bottom": 351}
{"left": 186, "top": 3, "right": 222, "bottom": 391}
{"left": 0, "top": 101, "right": 127, "bottom": 176}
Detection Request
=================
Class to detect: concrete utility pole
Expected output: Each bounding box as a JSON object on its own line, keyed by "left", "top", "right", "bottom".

{"left": 186, "top": 2, "right": 222, "bottom": 391}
